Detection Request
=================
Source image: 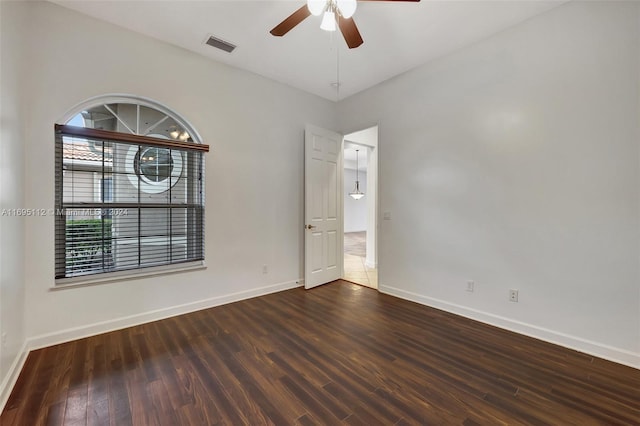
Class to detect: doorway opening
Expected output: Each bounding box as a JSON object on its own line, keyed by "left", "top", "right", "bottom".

{"left": 343, "top": 126, "right": 378, "bottom": 289}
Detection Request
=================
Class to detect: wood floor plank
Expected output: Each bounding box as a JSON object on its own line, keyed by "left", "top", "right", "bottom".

{"left": 235, "top": 350, "right": 307, "bottom": 421}
{"left": 104, "top": 343, "right": 132, "bottom": 426}
{"left": 173, "top": 355, "right": 225, "bottom": 425}
{"left": 2, "top": 281, "right": 639, "bottom": 425}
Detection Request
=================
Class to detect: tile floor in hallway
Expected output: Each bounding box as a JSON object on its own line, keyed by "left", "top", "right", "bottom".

{"left": 343, "top": 231, "right": 377, "bottom": 289}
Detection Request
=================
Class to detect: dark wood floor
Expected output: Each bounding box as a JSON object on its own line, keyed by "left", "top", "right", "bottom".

{"left": 2, "top": 281, "right": 639, "bottom": 425}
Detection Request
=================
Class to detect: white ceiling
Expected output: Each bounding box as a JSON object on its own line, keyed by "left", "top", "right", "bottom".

{"left": 51, "top": 0, "right": 565, "bottom": 101}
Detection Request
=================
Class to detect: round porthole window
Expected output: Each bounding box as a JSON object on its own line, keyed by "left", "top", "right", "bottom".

{"left": 135, "top": 147, "right": 174, "bottom": 183}
{"left": 125, "top": 139, "right": 183, "bottom": 194}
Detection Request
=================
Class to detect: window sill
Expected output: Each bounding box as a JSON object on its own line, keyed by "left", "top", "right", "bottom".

{"left": 52, "top": 261, "right": 207, "bottom": 290}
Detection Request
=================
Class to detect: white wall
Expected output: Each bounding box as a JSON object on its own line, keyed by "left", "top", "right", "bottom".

{"left": 344, "top": 168, "right": 367, "bottom": 233}
{"left": 0, "top": 1, "right": 28, "bottom": 407}
{"left": 338, "top": 1, "right": 640, "bottom": 367}
{"left": 16, "top": 2, "right": 336, "bottom": 345}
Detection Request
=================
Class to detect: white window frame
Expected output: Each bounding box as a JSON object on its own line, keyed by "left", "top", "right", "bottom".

{"left": 55, "top": 94, "right": 207, "bottom": 287}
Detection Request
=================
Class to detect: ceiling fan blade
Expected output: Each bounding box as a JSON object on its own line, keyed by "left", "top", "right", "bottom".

{"left": 270, "top": 5, "right": 312, "bottom": 37}
{"left": 338, "top": 16, "right": 364, "bottom": 49}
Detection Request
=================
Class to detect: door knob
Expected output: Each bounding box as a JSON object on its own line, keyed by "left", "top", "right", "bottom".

{"left": 305, "top": 224, "right": 316, "bottom": 230}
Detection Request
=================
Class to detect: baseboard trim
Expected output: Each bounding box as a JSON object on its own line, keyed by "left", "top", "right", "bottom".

{"left": 0, "top": 340, "right": 29, "bottom": 414}
{"left": 28, "top": 279, "right": 303, "bottom": 351}
{"left": 379, "top": 285, "right": 640, "bottom": 369}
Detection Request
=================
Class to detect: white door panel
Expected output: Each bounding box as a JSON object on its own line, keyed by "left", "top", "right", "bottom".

{"left": 305, "top": 125, "right": 343, "bottom": 289}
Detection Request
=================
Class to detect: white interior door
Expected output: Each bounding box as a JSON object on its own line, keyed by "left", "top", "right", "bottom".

{"left": 304, "top": 125, "right": 343, "bottom": 289}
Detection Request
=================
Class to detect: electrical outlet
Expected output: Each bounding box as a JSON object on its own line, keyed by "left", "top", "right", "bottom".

{"left": 262, "top": 264, "right": 268, "bottom": 274}
{"left": 509, "top": 289, "right": 519, "bottom": 302}
{"left": 1, "top": 332, "right": 7, "bottom": 347}
{"left": 466, "top": 281, "right": 474, "bottom": 292}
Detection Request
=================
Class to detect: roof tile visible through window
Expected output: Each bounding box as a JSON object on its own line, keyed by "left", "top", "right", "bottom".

{"left": 62, "top": 142, "right": 113, "bottom": 163}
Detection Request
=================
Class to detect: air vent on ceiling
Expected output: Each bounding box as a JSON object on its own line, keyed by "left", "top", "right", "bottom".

{"left": 205, "top": 35, "right": 236, "bottom": 53}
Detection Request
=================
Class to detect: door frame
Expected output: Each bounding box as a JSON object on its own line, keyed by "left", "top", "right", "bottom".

{"left": 302, "top": 124, "right": 379, "bottom": 289}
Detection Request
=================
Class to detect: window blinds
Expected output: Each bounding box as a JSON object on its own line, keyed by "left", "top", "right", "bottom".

{"left": 54, "top": 125, "right": 208, "bottom": 279}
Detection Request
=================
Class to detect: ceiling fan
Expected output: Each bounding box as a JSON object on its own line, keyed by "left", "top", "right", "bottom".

{"left": 270, "top": 0, "right": 420, "bottom": 49}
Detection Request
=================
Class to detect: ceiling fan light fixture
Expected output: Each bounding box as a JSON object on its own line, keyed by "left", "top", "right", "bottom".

{"left": 271, "top": 0, "right": 418, "bottom": 49}
{"left": 307, "top": 0, "right": 325, "bottom": 16}
{"left": 320, "top": 10, "right": 337, "bottom": 31}
{"left": 337, "top": 0, "right": 357, "bottom": 19}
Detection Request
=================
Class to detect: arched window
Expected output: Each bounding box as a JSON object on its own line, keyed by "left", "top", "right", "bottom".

{"left": 55, "top": 95, "right": 209, "bottom": 282}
